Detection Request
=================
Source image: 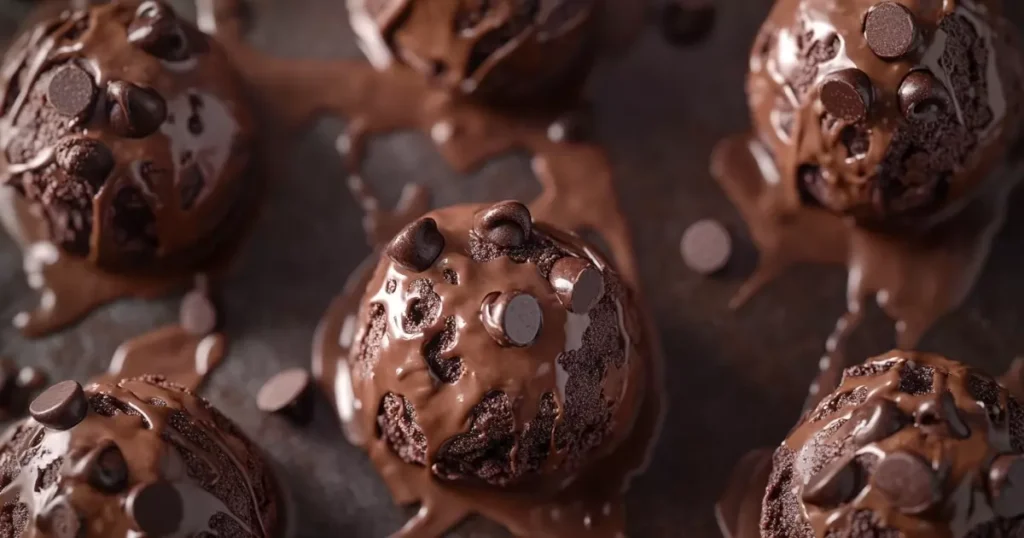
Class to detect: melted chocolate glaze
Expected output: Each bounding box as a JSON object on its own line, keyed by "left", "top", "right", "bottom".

{"left": 0, "top": 0, "right": 257, "bottom": 337}
{"left": 0, "top": 376, "right": 282, "bottom": 538}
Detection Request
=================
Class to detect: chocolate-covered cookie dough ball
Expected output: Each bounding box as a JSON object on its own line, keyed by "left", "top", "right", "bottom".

{"left": 749, "top": 0, "right": 1023, "bottom": 223}
{"left": 1, "top": 376, "right": 282, "bottom": 537}
{"left": 763, "top": 352, "right": 1024, "bottom": 538}
{"left": 349, "top": 0, "right": 597, "bottom": 103}
{"left": 0, "top": 0, "right": 253, "bottom": 271}
{"left": 348, "top": 201, "right": 646, "bottom": 487}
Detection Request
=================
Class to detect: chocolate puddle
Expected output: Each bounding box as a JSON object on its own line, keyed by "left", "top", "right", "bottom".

{"left": 713, "top": 133, "right": 1022, "bottom": 403}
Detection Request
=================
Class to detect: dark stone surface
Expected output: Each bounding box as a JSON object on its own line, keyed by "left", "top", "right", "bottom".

{"left": 0, "top": 0, "right": 1022, "bottom": 536}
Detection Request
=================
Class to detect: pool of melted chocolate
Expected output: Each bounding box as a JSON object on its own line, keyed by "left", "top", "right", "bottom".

{"left": 1, "top": 0, "right": 1024, "bottom": 536}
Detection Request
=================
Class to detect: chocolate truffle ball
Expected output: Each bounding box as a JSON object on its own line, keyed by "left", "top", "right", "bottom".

{"left": 348, "top": 0, "right": 596, "bottom": 103}
{"left": 0, "top": 0, "right": 253, "bottom": 272}
{"left": 348, "top": 201, "right": 646, "bottom": 487}
{"left": 748, "top": 0, "right": 1023, "bottom": 223}
{"left": 763, "top": 352, "right": 1024, "bottom": 538}
{"left": 0, "top": 376, "right": 282, "bottom": 538}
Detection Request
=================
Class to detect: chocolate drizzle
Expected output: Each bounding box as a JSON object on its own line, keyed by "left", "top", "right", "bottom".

{"left": 0, "top": 1, "right": 256, "bottom": 337}
{"left": 0, "top": 376, "right": 282, "bottom": 538}
{"left": 714, "top": 0, "right": 1024, "bottom": 402}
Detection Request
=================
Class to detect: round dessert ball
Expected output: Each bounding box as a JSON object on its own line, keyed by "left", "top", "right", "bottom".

{"left": 0, "top": 0, "right": 253, "bottom": 272}
{"left": 348, "top": 201, "right": 647, "bottom": 487}
{"left": 3, "top": 376, "right": 282, "bottom": 538}
{"left": 763, "top": 352, "right": 1024, "bottom": 538}
{"left": 348, "top": 0, "right": 596, "bottom": 103}
{"left": 748, "top": 0, "right": 1023, "bottom": 223}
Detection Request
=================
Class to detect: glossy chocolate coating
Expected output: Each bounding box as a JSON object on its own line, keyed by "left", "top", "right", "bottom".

{"left": 748, "top": 0, "right": 1023, "bottom": 224}
{"left": 0, "top": 1, "right": 254, "bottom": 273}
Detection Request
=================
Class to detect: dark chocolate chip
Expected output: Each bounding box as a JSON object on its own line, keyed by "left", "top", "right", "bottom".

{"left": 801, "top": 457, "right": 859, "bottom": 508}
{"left": 915, "top": 392, "right": 970, "bottom": 439}
{"left": 107, "top": 81, "right": 167, "bottom": 139}
{"left": 47, "top": 64, "right": 95, "bottom": 118}
{"left": 549, "top": 257, "right": 605, "bottom": 314}
{"left": 660, "top": 1, "right": 716, "bottom": 47}
{"left": 30, "top": 381, "right": 87, "bottom": 430}
{"left": 54, "top": 138, "right": 114, "bottom": 186}
{"left": 864, "top": 2, "right": 919, "bottom": 59}
{"left": 37, "top": 500, "right": 81, "bottom": 538}
{"left": 852, "top": 398, "right": 908, "bottom": 445}
{"left": 481, "top": 291, "right": 543, "bottom": 347}
{"left": 127, "top": 1, "right": 190, "bottom": 62}
{"left": 898, "top": 70, "right": 953, "bottom": 122}
{"left": 257, "top": 368, "right": 314, "bottom": 423}
{"left": 179, "top": 290, "right": 218, "bottom": 336}
{"left": 990, "top": 454, "right": 1024, "bottom": 517}
{"left": 386, "top": 218, "right": 445, "bottom": 272}
{"left": 86, "top": 442, "right": 129, "bottom": 493}
{"left": 127, "top": 481, "right": 183, "bottom": 536}
{"left": 473, "top": 201, "right": 532, "bottom": 248}
{"left": 819, "top": 69, "right": 874, "bottom": 122}
{"left": 681, "top": 219, "right": 731, "bottom": 274}
{"left": 873, "top": 451, "right": 939, "bottom": 514}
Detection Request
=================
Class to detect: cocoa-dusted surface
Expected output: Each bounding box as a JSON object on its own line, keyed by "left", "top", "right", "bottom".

{"left": 0, "top": 1, "right": 1023, "bottom": 537}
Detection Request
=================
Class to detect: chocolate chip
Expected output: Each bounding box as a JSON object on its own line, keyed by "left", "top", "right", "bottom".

{"left": 852, "top": 398, "right": 908, "bottom": 445}
{"left": 473, "top": 201, "right": 532, "bottom": 248}
{"left": 549, "top": 257, "right": 605, "bottom": 314}
{"left": 873, "top": 451, "right": 939, "bottom": 514}
{"left": 864, "top": 2, "right": 918, "bottom": 59}
{"left": 681, "top": 219, "right": 731, "bottom": 275}
{"left": 127, "top": 481, "right": 183, "bottom": 536}
{"left": 47, "top": 64, "right": 95, "bottom": 118}
{"left": 54, "top": 138, "right": 114, "bottom": 186}
{"left": 86, "top": 442, "right": 129, "bottom": 493}
{"left": 660, "top": 1, "right": 716, "bottom": 47}
{"left": 898, "top": 70, "right": 953, "bottom": 122}
{"left": 801, "top": 457, "right": 859, "bottom": 508}
{"left": 30, "top": 381, "right": 87, "bottom": 430}
{"left": 127, "top": 1, "right": 190, "bottom": 62}
{"left": 257, "top": 368, "right": 314, "bottom": 423}
{"left": 819, "top": 69, "right": 874, "bottom": 122}
{"left": 481, "top": 291, "right": 543, "bottom": 347}
{"left": 37, "top": 500, "right": 81, "bottom": 538}
{"left": 386, "top": 218, "right": 445, "bottom": 272}
{"left": 107, "top": 81, "right": 167, "bottom": 138}
{"left": 915, "top": 392, "right": 970, "bottom": 439}
{"left": 179, "top": 290, "right": 218, "bottom": 336}
{"left": 990, "top": 454, "right": 1024, "bottom": 517}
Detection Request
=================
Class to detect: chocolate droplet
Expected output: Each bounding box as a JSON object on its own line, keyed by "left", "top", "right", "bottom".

{"left": 819, "top": 69, "right": 873, "bottom": 122}
{"left": 29, "top": 381, "right": 87, "bottom": 430}
{"left": 990, "top": 454, "right": 1024, "bottom": 517}
{"left": 107, "top": 81, "right": 168, "bottom": 139}
{"left": 47, "top": 64, "right": 96, "bottom": 118}
{"left": 864, "top": 2, "right": 919, "bottom": 59}
{"left": 127, "top": 481, "right": 184, "bottom": 536}
{"left": 852, "top": 398, "right": 908, "bottom": 445}
{"left": 915, "top": 392, "right": 970, "bottom": 439}
{"left": 386, "top": 218, "right": 445, "bottom": 272}
{"left": 482, "top": 291, "right": 543, "bottom": 347}
{"left": 179, "top": 290, "right": 218, "bottom": 336}
{"left": 257, "top": 368, "right": 314, "bottom": 423}
{"left": 549, "top": 257, "right": 605, "bottom": 314}
{"left": 127, "top": 1, "right": 190, "bottom": 62}
{"left": 473, "top": 201, "right": 532, "bottom": 248}
{"left": 54, "top": 138, "right": 114, "bottom": 187}
{"left": 86, "top": 442, "right": 129, "bottom": 493}
{"left": 37, "top": 500, "right": 81, "bottom": 538}
{"left": 873, "top": 452, "right": 938, "bottom": 514}
{"left": 801, "top": 457, "right": 859, "bottom": 508}
{"left": 898, "top": 71, "right": 953, "bottom": 122}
